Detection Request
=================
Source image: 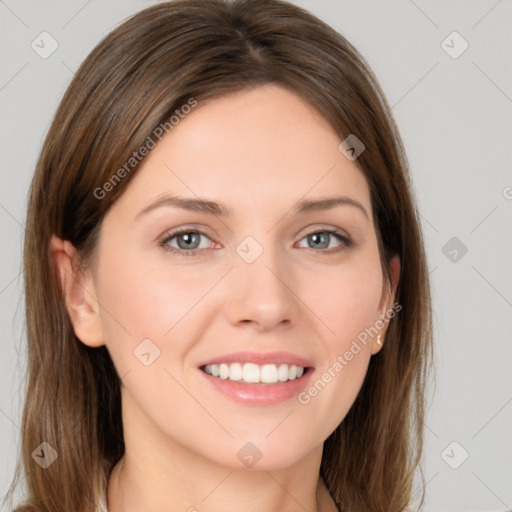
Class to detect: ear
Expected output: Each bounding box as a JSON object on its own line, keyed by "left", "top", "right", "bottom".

{"left": 371, "top": 254, "right": 400, "bottom": 355}
{"left": 49, "top": 235, "right": 105, "bottom": 347}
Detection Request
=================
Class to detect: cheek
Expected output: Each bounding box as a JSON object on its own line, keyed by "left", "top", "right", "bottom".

{"left": 307, "top": 251, "right": 384, "bottom": 348}
{"left": 94, "top": 248, "right": 219, "bottom": 371}
{"left": 295, "top": 251, "right": 383, "bottom": 428}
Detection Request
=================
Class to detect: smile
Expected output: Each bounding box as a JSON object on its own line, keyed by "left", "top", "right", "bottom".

{"left": 201, "top": 362, "right": 306, "bottom": 384}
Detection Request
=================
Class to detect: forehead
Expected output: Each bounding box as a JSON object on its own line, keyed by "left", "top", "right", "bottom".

{"left": 110, "top": 84, "right": 372, "bottom": 221}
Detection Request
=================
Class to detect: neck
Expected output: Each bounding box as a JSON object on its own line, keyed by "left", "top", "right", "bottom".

{"left": 107, "top": 443, "right": 337, "bottom": 512}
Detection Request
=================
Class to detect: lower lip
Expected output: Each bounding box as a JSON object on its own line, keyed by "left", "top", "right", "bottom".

{"left": 198, "top": 368, "right": 314, "bottom": 405}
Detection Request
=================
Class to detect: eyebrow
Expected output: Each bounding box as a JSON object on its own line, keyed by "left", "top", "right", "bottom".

{"left": 136, "top": 194, "right": 369, "bottom": 220}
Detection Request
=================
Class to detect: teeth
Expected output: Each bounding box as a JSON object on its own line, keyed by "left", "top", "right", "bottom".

{"left": 278, "top": 363, "right": 289, "bottom": 381}
{"left": 243, "top": 363, "right": 260, "bottom": 383}
{"left": 229, "top": 362, "right": 243, "bottom": 381}
{"left": 203, "top": 363, "right": 306, "bottom": 383}
{"left": 260, "top": 364, "right": 278, "bottom": 383}
{"left": 219, "top": 363, "right": 229, "bottom": 379}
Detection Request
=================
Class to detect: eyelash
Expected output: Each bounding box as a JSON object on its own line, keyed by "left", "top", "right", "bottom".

{"left": 158, "top": 227, "right": 353, "bottom": 258}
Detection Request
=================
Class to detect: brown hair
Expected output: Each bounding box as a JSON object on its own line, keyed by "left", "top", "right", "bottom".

{"left": 6, "top": 0, "right": 434, "bottom": 510}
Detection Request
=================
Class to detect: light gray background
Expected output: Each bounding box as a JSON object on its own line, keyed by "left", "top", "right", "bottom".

{"left": 1, "top": 1, "right": 511, "bottom": 511}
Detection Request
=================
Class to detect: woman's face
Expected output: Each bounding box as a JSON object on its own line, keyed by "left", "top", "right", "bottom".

{"left": 83, "top": 84, "right": 398, "bottom": 470}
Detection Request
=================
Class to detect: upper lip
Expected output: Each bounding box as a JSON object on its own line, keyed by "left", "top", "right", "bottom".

{"left": 197, "top": 351, "right": 314, "bottom": 369}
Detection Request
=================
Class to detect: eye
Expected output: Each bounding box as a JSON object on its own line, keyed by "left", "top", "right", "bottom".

{"left": 159, "top": 227, "right": 352, "bottom": 258}
{"left": 159, "top": 228, "right": 215, "bottom": 257}
{"left": 296, "top": 229, "right": 352, "bottom": 253}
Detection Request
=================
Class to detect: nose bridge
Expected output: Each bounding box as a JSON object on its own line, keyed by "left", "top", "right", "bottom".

{"left": 225, "top": 233, "right": 296, "bottom": 329}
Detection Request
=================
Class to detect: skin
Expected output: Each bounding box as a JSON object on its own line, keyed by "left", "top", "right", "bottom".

{"left": 51, "top": 84, "right": 400, "bottom": 512}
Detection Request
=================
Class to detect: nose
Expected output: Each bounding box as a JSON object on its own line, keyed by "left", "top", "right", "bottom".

{"left": 224, "top": 244, "right": 298, "bottom": 333}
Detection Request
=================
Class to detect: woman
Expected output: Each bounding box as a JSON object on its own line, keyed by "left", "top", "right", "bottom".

{"left": 7, "top": 0, "right": 433, "bottom": 510}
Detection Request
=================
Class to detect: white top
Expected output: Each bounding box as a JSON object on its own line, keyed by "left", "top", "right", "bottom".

{"left": 97, "top": 491, "right": 108, "bottom": 512}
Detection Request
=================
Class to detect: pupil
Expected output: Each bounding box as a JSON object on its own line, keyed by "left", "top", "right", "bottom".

{"left": 179, "top": 232, "right": 199, "bottom": 249}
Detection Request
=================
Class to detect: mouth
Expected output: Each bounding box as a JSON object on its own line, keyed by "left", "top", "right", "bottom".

{"left": 200, "top": 362, "right": 309, "bottom": 384}
{"left": 196, "top": 351, "right": 315, "bottom": 405}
